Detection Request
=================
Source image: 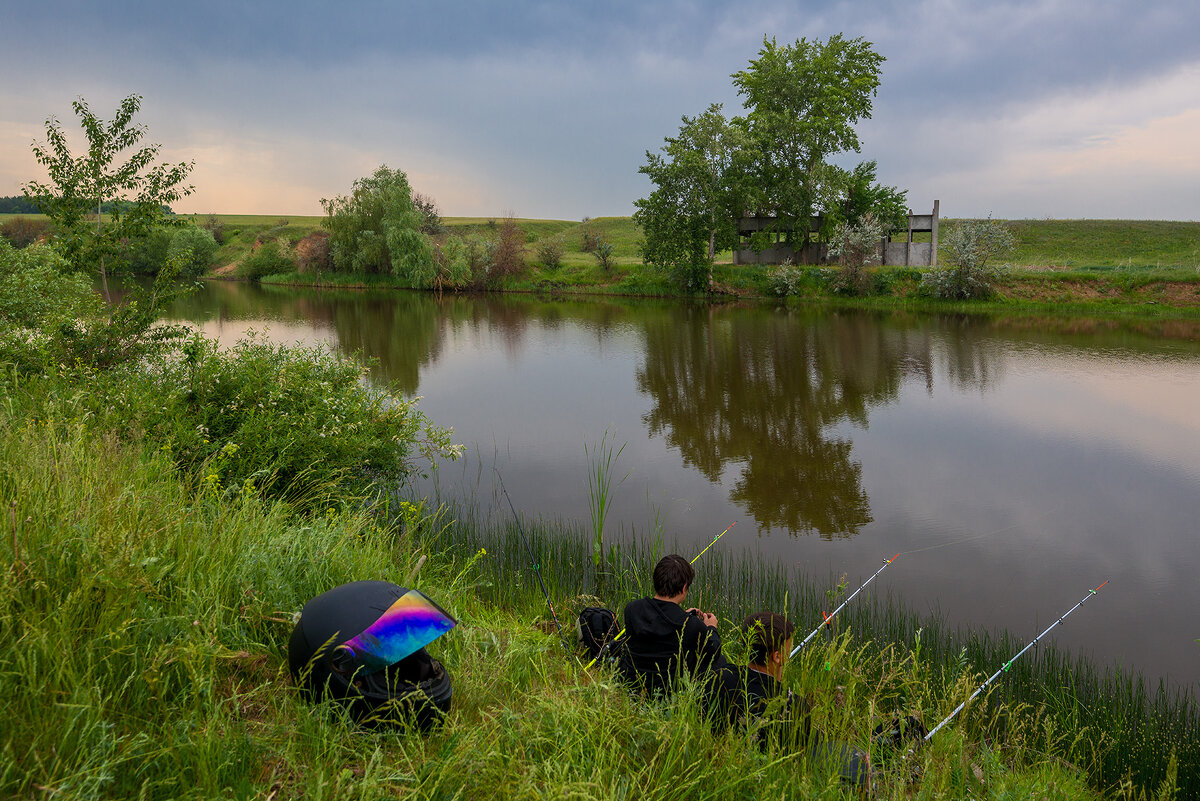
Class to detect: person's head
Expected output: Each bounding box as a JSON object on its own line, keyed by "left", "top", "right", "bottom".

{"left": 652, "top": 554, "right": 694, "bottom": 598}
{"left": 743, "top": 611, "right": 795, "bottom": 667}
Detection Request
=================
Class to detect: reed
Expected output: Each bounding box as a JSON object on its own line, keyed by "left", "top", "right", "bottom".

{"left": 415, "top": 504, "right": 1199, "bottom": 797}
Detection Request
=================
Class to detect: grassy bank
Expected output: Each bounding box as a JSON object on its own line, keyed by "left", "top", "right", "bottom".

{"left": 5, "top": 212, "right": 1197, "bottom": 313}
{"left": 1, "top": 361, "right": 1193, "bottom": 798}
{"left": 239, "top": 215, "right": 1198, "bottom": 316}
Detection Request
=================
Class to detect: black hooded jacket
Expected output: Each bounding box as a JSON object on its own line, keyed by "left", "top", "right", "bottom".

{"left": 616, "top": 597, "right": 724, "bottom": 696}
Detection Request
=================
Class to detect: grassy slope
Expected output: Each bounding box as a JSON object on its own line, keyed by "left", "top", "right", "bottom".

{"left": 0, "top": 376, "right": 1135, "bottom": 800}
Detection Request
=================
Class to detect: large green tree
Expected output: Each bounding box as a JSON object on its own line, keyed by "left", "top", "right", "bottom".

{"left": 732, "top": 34, "right": 885, "bottom": 243}
{"left": 320, "top": 165, "right": 433, "bottom": 286}
{"left": 634, "top": 104, "right": 751, "bottom": 291}
{"left": 23, "top": 95, "right": 194, "bottom": 298}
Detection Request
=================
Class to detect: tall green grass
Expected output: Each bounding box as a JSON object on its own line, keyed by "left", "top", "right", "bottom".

{"left": 416, "top": 505, "right": 1196, "bottom": 797}
{"left": 1, "top": 381, "right": 1116, "bottom": 799}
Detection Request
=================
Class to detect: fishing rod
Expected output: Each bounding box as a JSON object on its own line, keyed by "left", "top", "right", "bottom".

{"left": 692, "top": 522, "right": 736, "bottom": 564}
{"left": 923, "top": 580, "right": 1109, "bottom": 741}
{"left": 495, "top": 470, "right": 569, "bottom": 651}
{"left": 789, "top": 554, "right": 899, "bottom": 658}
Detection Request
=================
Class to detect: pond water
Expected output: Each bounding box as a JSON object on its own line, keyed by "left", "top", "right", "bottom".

{"left": 165, "top": 281, "right": 1200, "bottom": 688}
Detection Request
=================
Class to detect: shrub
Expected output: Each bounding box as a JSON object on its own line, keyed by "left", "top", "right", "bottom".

{"left": 127, "top": 227, "right": 174, "bottom": 275}
{"left": 536, "top": 236, "right": 565, "bottom": 270}
{"left": 826, "top": 213, "right": 883, "bottom": 296}
{"left": 767, "top": 259, "right": 807, "bottom": 296}
{"left": 0, "top": 216, "right": 52, "bottom": 248}
{"left": 239, "top": 239, "right": 295, "bottom": 280}
{"left": 921, "top": 217, "right": 1015, "bottom": 299}
{"left": 107, "top": 335, "right": 460, "bottom": 505}
{"left": 168, "top": 225, "right": 218, "bottom": 277}
{"left": 412, "top": 191, "right": 444, "bottom": 235}
{"left": 580, "top": 221, "right": 601, "bottom": 253}
{"left": 0, "top": 240, "right": 95, "bottom": 329}
{"left": 432, "top": 237, "right": 469, "bottom": 290}
{"left": 321, "top": 165, "right": 432, "bottom": 285}
{"left": 294, "top": 231, "right": 333, "bottom": 274}
{"left": 490, "top": 216, "right": 526, "bottom": 282}
{"left": 592, "top": 240, "right": 615, "bottom": 272}
{"left": 201, "top": 214, "right": 225, "bottom": 244}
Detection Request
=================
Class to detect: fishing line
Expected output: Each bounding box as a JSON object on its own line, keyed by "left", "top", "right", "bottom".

{"left": 493, "top": 469, "right": 570, "bottom": 653}
{"left": 897, "top": 523, "right": 1020, "bottom": 556}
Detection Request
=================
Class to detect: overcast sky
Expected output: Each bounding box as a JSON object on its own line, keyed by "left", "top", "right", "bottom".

{"left": 2, "top": 1, "right": 1198, "bottom": 220}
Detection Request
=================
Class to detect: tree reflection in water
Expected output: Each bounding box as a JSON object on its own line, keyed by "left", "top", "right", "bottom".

{"left": 637, "top": 305, "right": 921, "bottom": 538}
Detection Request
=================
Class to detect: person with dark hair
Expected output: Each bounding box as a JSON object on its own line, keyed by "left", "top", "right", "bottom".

{"left": 711, "top": 611, "right": 870, "bottom": 791}
{"left": 617, "top": 554, "right": 724, "bottom": 697}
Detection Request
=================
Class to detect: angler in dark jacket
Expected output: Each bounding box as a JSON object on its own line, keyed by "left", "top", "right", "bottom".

{"left": 711, "top": 611, "right": 869, "bottom": 791}
{"left": 617, "top": 554, "right": 724, "bottom": 697}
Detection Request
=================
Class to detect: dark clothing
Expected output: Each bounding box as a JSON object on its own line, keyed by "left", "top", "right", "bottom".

{"left": 616, "top": 597, "right": 724, "bottom": 697}
{"left": 708, "top": 664, "right": 816, "bottom": 752}
{"left": 709, "top": 663, "right": 869, "bottom": 790}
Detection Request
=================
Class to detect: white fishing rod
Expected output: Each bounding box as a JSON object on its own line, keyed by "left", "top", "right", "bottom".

{"left": 790, "top": 554, "right": 899, "bottom": 658}
{"left": 924, "top": 580, "right": 1109, "bottom": 741}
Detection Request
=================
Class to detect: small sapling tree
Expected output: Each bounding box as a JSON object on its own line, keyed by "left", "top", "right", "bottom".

{"left": 24, "top": 94, "right": 194, "bottom": 298}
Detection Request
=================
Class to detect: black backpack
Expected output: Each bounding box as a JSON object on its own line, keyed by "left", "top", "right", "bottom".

{"left": 576, "top": 606, "right": 620, "bottom": 661}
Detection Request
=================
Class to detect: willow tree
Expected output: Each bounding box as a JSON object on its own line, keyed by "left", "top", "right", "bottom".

{"left": 320, "top": 165, "right": 434, "bottom": 287}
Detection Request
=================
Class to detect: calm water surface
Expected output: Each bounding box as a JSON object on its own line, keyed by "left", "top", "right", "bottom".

{"left": 167, "top": 281, "right": 1200, "bottom": 688}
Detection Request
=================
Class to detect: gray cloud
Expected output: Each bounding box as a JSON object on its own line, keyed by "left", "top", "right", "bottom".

{"left": 3, "top": 1, "right": 1198, "bottom": 219}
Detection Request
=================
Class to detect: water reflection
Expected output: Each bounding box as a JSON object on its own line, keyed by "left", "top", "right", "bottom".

{"left": 157, "top": 282, "right": 1200, "bottom": 684}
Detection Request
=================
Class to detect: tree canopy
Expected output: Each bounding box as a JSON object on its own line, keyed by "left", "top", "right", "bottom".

{"left": 321, "top": 165, "right": 433, "bottom": 286}
{"left": 636, "top": 34, "right": 906, "bottom": 290}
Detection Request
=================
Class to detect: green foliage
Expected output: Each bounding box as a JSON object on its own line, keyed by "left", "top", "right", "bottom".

{"left": 0, "top": 239, "right": 96, "bottom": 330}
{"left": 585, "top": 431, "right": 628, "bottom": 587}
{"left": 767, "top": 259, "right": 820, "bottom": 297}
{"left": 412, "top": 191, "right": 444, "bottom": 235}
{"left": 535, "top": 234, "right": 565, "bottom": 270}
{"left": 733, "top": 35, "right": 885, "bottom": 235}
{"left": 922, "top": 218, "right": 1016, "bottom": 299}
{"left": 168, "top": 224, "right": 218, "bottom": 277}
{"left": 635, "top": 104, "right": 750, "bottom": 291}
{"left": 592, "top": 240, "right": 616, "bottom": 272}
{"left": 829, "top": 160, "right": 907, "bottom": 235}
{"left": 635, "top": 188, "right": 713, "bottom": 291}
{"left": 827, "top": 213, "right": 884, "bottom": 296}
{"left": 94, "top": 335, "right": 458, "bottom": 505}
{"left": 23, "top": 94, "right": 194, "bottom": 295}
{"left": 128, "top": 226, "right": 173, "bottom": 274}
{"left": 239, "top": 239, "right": 295, "bottom": 280}
{"left": 320, "top": 165, "right": 434, "bottom": 286}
